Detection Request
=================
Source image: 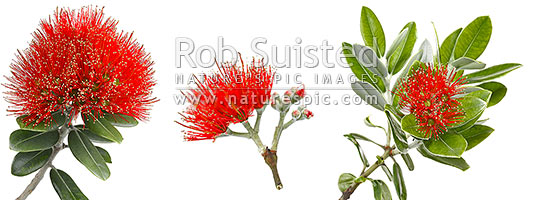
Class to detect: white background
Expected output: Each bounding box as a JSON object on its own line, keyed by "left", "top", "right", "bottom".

{"left": 1, "top": 0, "right": 549, "bottom": 199}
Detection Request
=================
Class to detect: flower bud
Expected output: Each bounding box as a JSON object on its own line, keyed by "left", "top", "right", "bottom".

{"left": 291, "top": 107, "right": 313, "bottom": 121}
{"left": 291, "top": 84, "right": 305, "bottom": 103}
{"left": 303, "top": 109, "right": 313, "bottom": 119}
{"left": 291, "top": 110, "right": 301, "bottom": 119}
{"left": 270, "top": 92, "right": 281, "bottom": 110}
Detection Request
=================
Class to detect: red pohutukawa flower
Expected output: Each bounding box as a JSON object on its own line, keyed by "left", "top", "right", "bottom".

{"left": 178, "top": 56, "right": 275, "bottom": 141}
{"left": 4, "top": 6, "right": 157, "bottom": 125}
{"left": 396, "top": 63, "right": 466, "bottom": 138}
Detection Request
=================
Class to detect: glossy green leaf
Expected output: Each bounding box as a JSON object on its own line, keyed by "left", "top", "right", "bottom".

{"left": 96, "top": 146, "right": 112, "bottom": 164}
{"left": 451, "top": 96, "right": 487, "bottom": 132}
{"left": 75, "top": 125, "right": 114, "bottom": 144}
{"left": 386, "top": 27, "right": 408, "bottom": 60}
{"left": 338, "top": 173, "right": 356, "bottom": 192}
{"left": 343, "top": 42, "right": 386, "bottom": 93}
{"left": 465, "top": 63, "right": 522, "bottom": 84}
{"left": 417, "top": 144, "right": 470, "bottom": 171}
{"left": 344, "top": 134, "right": 369, "bottom": 167}
{"left": 393, "top": 163, "right": 407, "bottom": 200}
{"left": 478, "top": 81, "right": 507, "bottom": 107}
{"left": 16, "top": 111, "right": 68, "bottom": 131}
{"left": 423, "top": 132, "right": 467, "bottom": 158}
{"left": 381, "top": 164, "right": 393, "bottom": 182}
{"left": 385, "top": 111, "right": 408, "bottom": 151}
{"left": 360, "top": 6, "right": 386, "bottom": 57}
{"left": 351, "top": 81, "right": 387, "bottom": 111}
{"left": 454, "top": 16, "right": 492, "bottom": 60}
{"left": 50, "top": 168, "right": 88, "bottom": 200}
{"left": 11, "top": 148, "right": 52, "bottom": 176}
{"left": 464, "top": 87, "right": 492, "bottom": 103}
{"left": 10, "top": 129, "right": 59, "bottom": 152}
{"left": 83, "top": 113, "right": 123, "bottom": 144}
{"left": 371, "top": 179, "right": 392, "bottom": 200}
{"left": 451, "top": 57, "right": 486, "bottom": 70}
{"left": 68, "top": 130, "right": 110, "bottom": 180}
{"left": 353, "top": 44, "right": 387, "bottom": 77}
{"left": 103, "top": 113, "right": 138, "bottom": 127}
{"left": 459, "top": 125, "right": 494, "bottom": 150}
{"left": 439, "top": 28, "right": 462, "bottom": 64}
{"left": 387, "top": 22, "right": 417, "bottom": 75}
{"left": 401, "top": 114, "right": 429, "bottom": 140}
{"left": 401, "top": 153, "right": 414, "bottom": 171}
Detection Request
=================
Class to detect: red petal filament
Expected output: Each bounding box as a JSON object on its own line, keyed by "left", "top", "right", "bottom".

{"left": 396, "top": 63, "right": 466, "bottom": 138}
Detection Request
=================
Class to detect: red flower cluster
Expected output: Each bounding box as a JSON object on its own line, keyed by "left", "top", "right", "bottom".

{"left": 396, "top": 63, "right": 466, "bottom": 138}
{"left": 4, "top": 7, "right": 157, "bottom": 125}
{"left": 178, "top": 56, "right": 275, "bottom": 141}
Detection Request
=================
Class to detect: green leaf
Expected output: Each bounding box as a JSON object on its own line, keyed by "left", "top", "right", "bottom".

{"left": 343, "top": 42, "right": 386, "bottom": 93}
{"left": 381, "top": 164, "right": 393, "bottom": 182}
{"left": 401, "top": 114, "right": 429, "bottom": 140}
{"left": 9, "top": 129, "right": 59, "bottom": 152}
{"left": 385, "top": 111, "right": 408, "bottom": 151}
{"left": 77, "top": 127, "right": 115, "bottom": 144}
{"left": 392, "top": 163, "right": 407, "bottom": 200}
{"left": 68, "top": 129, "right": 110, "bottom": 180}
{"left": 371, "top": 179, "right": 392, "bottom": 200}
{"left": 451, "top": 96, "right": 487, "bottom": 132}
{"left": 418, "top": 39, "right": 433, "bottom": 63}
{"left": 387, "top": 22, "right": 417, "bottom": 75}
{"left": 386, "top": 28, "right": 408, "bottom": 60}
{"left": 83, "top": 113, "right": 123, "bottom": 144}
{"left": 464, "top": 87, "right": 492, "bottom": 103}
{"left": 417, "top": 144, "right": 470, "bottom": 171}
{"left": 364, "top": 116, "right": 386, "bottom": 130}
{"left": 50, "top": 168, "right": 89, "bottom": 200}
{"left": 465, "top": 63, "right": 522, "bottom": 84}
{"left": 16, "top": 111, "right": 68, "bottom": 131}
{"left": 423, "top": 132, "right": 467, "bottom": 158}
{"left": 454, "top": 16, "right": 492, "bottom": 60}
{"left": 459, "top": 125, "right": 494, "bottom": 150}
{"left": 439, "top": 28, "right": 462, "bottom": 64}
{"left": 11, "top": 148, "right": 52, "bottom": 176}
{"left": 353, "top": 44, "right": 388, "bottom": 77}
{"left": 401, "top": 153, "right": 414, "bottom": 171}
{"left": 451, "top": 57, "right": 486, "bottom": 70}
{"left": 96, "top": 146, "right": 112, "bottom": 163}
{"left": 478, "top": 81, "right": 507, "bottom": 107}
{"left": 347, "top": 133, "right": 382, "bottom": 148}
{"left": 360, "top": 6, "right": 386, "bottom": 57}
{"left": 351, "top": 81, "right": 387, "bottom": 111}
{"left": 338, "top": 173, "right": 356, "bottom": 192}
{"left": 344, "top": 134, "right": 369, "bottom": 167}
{"left": 103, "top": 113, "right": 138, "bottom": 127}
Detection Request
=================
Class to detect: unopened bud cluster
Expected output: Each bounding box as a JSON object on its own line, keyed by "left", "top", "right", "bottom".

{"left": 271, "top": 84, "right": 306, "bottom": 112}
{"left": 291, "top": 105, "right": 314, "bottom": 121}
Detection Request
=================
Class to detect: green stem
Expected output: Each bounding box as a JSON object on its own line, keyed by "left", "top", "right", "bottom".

{"left": 339, "top": 146, "right": 394, "bottom": 200}
{"left": 16, "top": 124, "right": 71, "bottom": 200}
{"left": 254, "top": 108, "right": 264, "bottom": 132}
{"left": 225, "top": 129, "right": 251, "bottom": 139}
{"left": 271, "top": 111, "right": 287, "bottom": 151}
{"left": 242, "top": 121, "right": 265, "bottom": 152}
{"left": 282, "top": 119, "right": 295, "bottom": 130}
